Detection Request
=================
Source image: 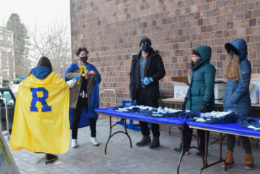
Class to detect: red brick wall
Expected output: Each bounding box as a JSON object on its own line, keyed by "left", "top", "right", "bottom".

{"left": 70, "top": 0, "right": 260, "bottom": 107}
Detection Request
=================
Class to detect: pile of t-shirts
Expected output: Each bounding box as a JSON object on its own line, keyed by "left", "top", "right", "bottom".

{"left": 112, "top": 105, "right": 260, "bottom": 131}
{"left": 237, "top": 116, "right": 260, "bottom": 131}
{"left": 113, "top": 105, "right": 183, "bottom": 117}
{"left": 190, "top": 111, "right": 238, "bottom": 124}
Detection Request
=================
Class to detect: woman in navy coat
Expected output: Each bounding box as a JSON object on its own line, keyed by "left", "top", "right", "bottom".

{"left": 223, "top": 38, "right": 254, "bottom": 170}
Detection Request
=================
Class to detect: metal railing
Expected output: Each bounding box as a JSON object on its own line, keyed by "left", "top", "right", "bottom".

{"left": 99, "top": 89, "right": 117, "bottom": 107}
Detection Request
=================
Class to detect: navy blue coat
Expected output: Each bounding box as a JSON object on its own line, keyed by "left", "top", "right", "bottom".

{"left": 223, "top": 39, "right": 251, "bottom": 116}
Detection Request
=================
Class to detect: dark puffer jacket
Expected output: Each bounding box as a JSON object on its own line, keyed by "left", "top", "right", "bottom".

{"left": 129, "top": 48, "right": 165, "bottom": 102}
{"left": 185, "top": 45, "right": 216, "bottom": 112}
{"left": 223, "top": 39, "right": 251, "bottom": 116}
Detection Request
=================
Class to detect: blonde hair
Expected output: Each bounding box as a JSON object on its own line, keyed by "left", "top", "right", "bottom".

{"left": 224, "top": 54, "right": 240, "bottom": 82}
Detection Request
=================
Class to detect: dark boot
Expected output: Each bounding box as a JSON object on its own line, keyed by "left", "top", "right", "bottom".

{"left": 196, "top": 151, "right": 204, "bottom": 157}
{"left": 45, "top": 154, "right": 58, "bottom": 164}
{"left": 150, "top": 136, "right": 160, "bottom": 149}
{"left": 174, "top": 143, "right": 182, "bottom": 152}
{"left": 174, "top": 143, "right": 190, "bottom": 155}
{"left": 136, "top": 135, "right": 151, "bottom": 147}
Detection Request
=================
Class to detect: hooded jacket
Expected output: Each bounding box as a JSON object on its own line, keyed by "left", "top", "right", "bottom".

{"left": 31, "top": 66, "right": 51, "bottom": 79}
{"left": 223, "top": 39, "right": 251, "bottom": 116}
{"left": 185, "top": 45, "right": 216, "bottom": 112}
{"left": 11, "top": 65, "right": 70, "bottom": 154}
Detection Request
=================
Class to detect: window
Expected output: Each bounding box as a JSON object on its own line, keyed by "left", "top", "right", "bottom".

{"left": 0, "top": 91, "right": 14, "bottom": 107}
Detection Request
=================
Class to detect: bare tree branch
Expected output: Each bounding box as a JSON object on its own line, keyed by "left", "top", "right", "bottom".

{"left": 28, "top": 21, "right": 72, "bottom": 77}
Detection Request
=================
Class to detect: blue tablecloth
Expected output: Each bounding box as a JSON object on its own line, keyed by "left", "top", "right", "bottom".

{"left": 95, "top": 108, "right": 186, "bottom": 126}
{"left": 96, "top": 107, "right": 260, "bottom": 138}
{"left": 187, "top": 118, "right": 260, "bottom": 138}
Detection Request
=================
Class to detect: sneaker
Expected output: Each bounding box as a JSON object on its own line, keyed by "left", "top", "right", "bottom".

{"left": 136, "top": 136, "right": 151, "bottom": 147}
{"left": 150, "top": 136, "right": 160, "bottom": 149}
{"left": 45, "top": 154, "right": 58, "bottom": 164}
{"left": 71, "top": 139, "right": 78, "bottom": 148}
{"left": 185, "top": 151, "right": 190, "bottom": 155}
{"left": 90, "top": 137, "right": 100, "bottom": 146}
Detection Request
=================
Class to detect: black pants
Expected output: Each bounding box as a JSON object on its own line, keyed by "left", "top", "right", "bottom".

{"left": 227, "top": 135, "right": 251, "bottom": 153}
{"left": 183, "top": 125, "right": 208, "bottom": 153}
{"left": 136, "top": 88, "right": 160, "bottom": 137}
{"left": 72, "top": 97, "right": 96, "bottom": 139}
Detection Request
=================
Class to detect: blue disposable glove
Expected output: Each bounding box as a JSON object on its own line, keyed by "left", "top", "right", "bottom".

{"left": 19, "top": 76, "right": 25, "bottom": 83}
{"left": 67, "top": 76, "right": 79, "bottom": 88}
{"left": 141, "top": 77, "right": 153, "bottom": 86}
{"left": 74, "top": 76, "right": 79, "bottom": 81}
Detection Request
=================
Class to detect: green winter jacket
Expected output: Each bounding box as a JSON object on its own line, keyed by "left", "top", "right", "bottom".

{"left": 185, "top": 46, "right": 216, "bottom": 112}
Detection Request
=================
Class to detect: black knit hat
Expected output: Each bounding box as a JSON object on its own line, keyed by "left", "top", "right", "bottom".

{"left": 139, "top": 36, "right": 152, "bottom": 47}
{"left": 192, "top": 49, "right": 201, "bottom": 57}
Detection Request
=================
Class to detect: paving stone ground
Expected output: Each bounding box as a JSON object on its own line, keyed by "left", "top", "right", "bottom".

{"left": 5, "top": 118, "right": 260, "bottom": 174}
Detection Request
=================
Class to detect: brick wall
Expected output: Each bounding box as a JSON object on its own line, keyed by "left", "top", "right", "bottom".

{"left": 70, "top": 0, "right": 260, "bottom": 107}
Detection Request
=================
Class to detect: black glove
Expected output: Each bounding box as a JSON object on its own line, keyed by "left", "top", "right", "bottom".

{"left": 200, "top": 101, "right": 210, "bottom": 113}
{"left": 182, "top": 98, "right": 188, "bottom": 111}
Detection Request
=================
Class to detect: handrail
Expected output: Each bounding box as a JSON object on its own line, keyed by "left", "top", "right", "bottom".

{"left": 0, "top": 97, "right": 10, "bottom": 140}
{"left": 99, "top": 89, "right": 117, "bottom": 107}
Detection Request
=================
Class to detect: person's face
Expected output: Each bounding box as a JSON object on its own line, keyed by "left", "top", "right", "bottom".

{"left": 192, "top": 54, "right": 200, "bottom": 62}
{"left": 78, "top": 51, "right": 88, "bottom": 65}
{"left": 141, "top": 41, "right": 148, "bottom": 47}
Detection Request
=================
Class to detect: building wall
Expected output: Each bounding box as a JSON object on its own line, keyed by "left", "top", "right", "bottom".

{"left": 0, "top": 27, "right": 15, "bottom": 83}
{"left": 70, "top": 0, "right": 260, "bottom": 107}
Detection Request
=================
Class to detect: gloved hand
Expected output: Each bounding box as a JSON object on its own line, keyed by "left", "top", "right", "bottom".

{"left": 74, "top": 76, "right": 79, "bottom": 81}
{"left": 200, "top": 101, "right": 210, "bottom": 113}
{"left": 67, "top": 76, "right": 79, "bottom": 88}
{"left": 141, "top": 77, "right": 153, "bottom": 86}
{"left": 182, "top": 98, "right": 188, "bottom": 111}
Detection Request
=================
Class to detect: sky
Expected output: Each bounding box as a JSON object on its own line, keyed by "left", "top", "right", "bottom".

{"left": 0, "top": 0, "right": 71, "bottom": 34}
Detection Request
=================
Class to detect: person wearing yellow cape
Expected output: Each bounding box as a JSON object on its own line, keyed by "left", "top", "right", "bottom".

{"left": 10, "top": 57, "right": 78, "bottom": 164}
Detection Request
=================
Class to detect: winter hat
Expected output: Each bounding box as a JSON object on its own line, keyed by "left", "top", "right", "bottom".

{"left": 139, "top": 36, "right": 152, "bottom": 47}
{"left": 225, "top": 43, "right": 240, "bottom": 56}
{"left": 192, "top": 49, "right": 201, "bottom": 57}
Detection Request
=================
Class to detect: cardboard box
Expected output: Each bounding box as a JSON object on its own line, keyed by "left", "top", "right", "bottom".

{"left": 170, "top": 77, "right": 227, "bottom": 100}
{"left": 170, "top": 75, "right": 260, "bottom": 103}
{"left": 214, "top": 81, "right": 226, "bottom": 101}
{"left": 250, "top": 73, "right": 260, "bottom": 104}
{"left": 250, "top": 83, "right": 258, "bottom": 104}
{"left": 170, "top": 76, "right": 189, "bottom": 99}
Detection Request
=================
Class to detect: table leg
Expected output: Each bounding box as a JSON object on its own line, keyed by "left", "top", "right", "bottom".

{"left": 210, "top": 134, "right": 226, "bottom": 145}
{"left": 219, "top": 133, "right": 223, "bottom": 161}
{"left": 199, "top": 132, "right": 224, "bottom": 174}
{"left": 200, "top": 131, "right": 209, "bottom": 174}
{"left": 104, "top": 116, "right": 133, "bottom": 154}
{"left": 177, "top": 126, "right": 201, "bottom": 174}
{"left": 123, "top": 119, "right": 133, "bottom": 148}
{"left": 168, "top": 126, "right": 172, "bottom": 134}
{"left": 177, "top": 126, "right": 185, "bottom": 174}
